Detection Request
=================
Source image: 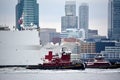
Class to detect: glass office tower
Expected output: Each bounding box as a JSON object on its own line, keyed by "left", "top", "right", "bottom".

{"left": 79, "top": 3, "right": 89, "bottom": 39}
{"left": 16, "top": 0, "right": 39, "bottom": 30}
{"left": 108, "top": 0, "right": 120, "bottom": 40}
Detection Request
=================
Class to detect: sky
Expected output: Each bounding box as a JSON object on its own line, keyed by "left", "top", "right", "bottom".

{"left": 0, "top": 0, "right": 108, "bottom": 36}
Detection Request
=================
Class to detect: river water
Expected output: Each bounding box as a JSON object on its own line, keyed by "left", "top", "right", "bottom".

{"left": 0, "top": 68, "right": 120, "bottom": 80}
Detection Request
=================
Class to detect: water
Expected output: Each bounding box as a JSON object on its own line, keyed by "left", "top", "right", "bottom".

{"left": 0, "top": 68, "right": 120, "bottom": 80}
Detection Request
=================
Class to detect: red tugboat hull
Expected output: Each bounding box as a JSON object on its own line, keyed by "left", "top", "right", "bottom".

{"left": 26, "top": 63, "right": 85, "bottom": 70}
{"left": 86, "top": 62, "right": 111, "bottom": 68}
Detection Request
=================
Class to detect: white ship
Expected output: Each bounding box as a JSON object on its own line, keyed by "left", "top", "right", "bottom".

{"left": 0, "top": 29, "right": 42, "bottom": 66}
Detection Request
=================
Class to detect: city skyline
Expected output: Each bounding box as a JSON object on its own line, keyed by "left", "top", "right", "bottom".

{"left": 0, "top": 0, "right": 108, "bottom": 36}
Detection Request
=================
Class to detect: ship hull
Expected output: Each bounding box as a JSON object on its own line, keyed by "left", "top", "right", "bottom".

{"left": 26, "top": 63, "right": 85, "bottom": 70}
{"left": 86, "top": 63, "right": 111, "bottom": 68}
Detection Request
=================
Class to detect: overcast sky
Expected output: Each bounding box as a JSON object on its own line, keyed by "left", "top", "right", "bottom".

{"left": 0, "top": 0, "right": 108, "bottom": 36}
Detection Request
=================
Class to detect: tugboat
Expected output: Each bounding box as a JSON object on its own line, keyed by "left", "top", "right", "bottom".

{"left": 26, "top": 49, "right": 85, "bottom": 70}
{"left": 86, "top": 54, "right": 111, "bottom": 68}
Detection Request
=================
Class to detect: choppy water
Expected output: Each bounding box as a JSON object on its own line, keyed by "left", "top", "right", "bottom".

{"left": 0, "top": 68, "right": 120, "bottom": 80}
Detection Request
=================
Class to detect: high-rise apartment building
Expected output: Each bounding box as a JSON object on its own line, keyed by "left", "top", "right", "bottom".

{"left": 108, "top": 0, "right": 120, "bottom": 40}
{"left": 16, "top": 0, "right": 39, "bottom": 30}
{"left": 79, "top": 3, "right": 89, "bottom": 39}
{"left": 61, "top": 1, "right": 78, "bottom": 32}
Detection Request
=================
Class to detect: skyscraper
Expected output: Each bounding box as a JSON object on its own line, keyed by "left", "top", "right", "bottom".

{"left": 61, "top": 1, "right": 78, "bottom": 32}
{"left": 79, "top": 3, "right": 89, "bottom": 39}
{"left": 65, "top": 1, "right": 76, "bottom": 16}
{"left": 108, "top": 0, "right": 120, "bottom": 40}
{"left": 16, "top": 0, "right": 39, "bottom": 30}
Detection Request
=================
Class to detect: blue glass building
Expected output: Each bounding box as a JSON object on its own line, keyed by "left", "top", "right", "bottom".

{"left": 16, "top": 0, "right": 39, "bottom": 30}
{"left": 108, "top": 0, "right": 120, "bottom": 40}
{"left": 96, "top": 41, "right": 115, "bottom": 53}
